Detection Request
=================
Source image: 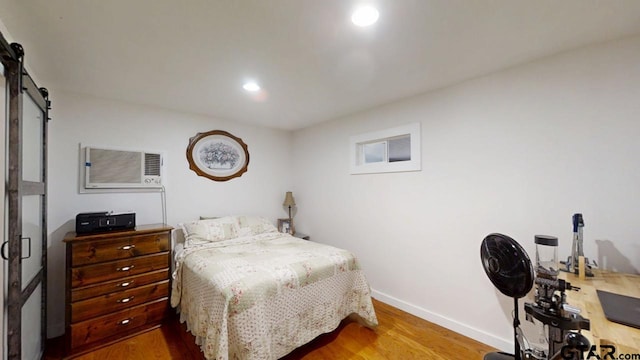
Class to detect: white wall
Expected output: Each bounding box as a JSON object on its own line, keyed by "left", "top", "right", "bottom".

{"left": 46, "top": 92, "right": 293, "bottom": 336}
{"left": 291, "top": 35, "right": 640, "bottom": 351}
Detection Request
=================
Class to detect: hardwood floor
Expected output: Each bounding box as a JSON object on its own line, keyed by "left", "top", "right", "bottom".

{"left": 45, "top": 299, "right": 496, "bottom": 359}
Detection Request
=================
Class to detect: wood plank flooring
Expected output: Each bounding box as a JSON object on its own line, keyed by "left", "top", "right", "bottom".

{"left": 44, "top": 299, "right": 496, "bottom": 359}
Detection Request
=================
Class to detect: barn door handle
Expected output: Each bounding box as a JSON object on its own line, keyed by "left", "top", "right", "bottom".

{"left": 0, "top": 237, "right": 31, "bottom": 260}
{"left": 21, "top": 237, "right": 32, "bottom": 260}
{"left": 1, "top": 241, "right": 8, "bottom": 260}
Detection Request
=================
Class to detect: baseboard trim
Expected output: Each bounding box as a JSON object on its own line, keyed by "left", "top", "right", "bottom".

{"left": 371, "top": 289, "right": 512, "bottom": 352}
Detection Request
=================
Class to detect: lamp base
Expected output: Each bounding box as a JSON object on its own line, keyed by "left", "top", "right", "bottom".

{"left": 287, "top": 206, "right": 295, "bottom": 235}
{"left": 289, "top": 217, "right": 295, "bottom": 235}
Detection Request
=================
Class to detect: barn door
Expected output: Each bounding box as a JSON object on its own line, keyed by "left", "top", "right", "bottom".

{"left": 1, "top": 36, "right": 50, "bottom": 360}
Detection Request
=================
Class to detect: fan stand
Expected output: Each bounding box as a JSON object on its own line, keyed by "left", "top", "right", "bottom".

{"left": 485, "top": 352, "right": 517, "bottom": 360}
{"left": 484, "top": 297, "right": 520, "bottom": 360}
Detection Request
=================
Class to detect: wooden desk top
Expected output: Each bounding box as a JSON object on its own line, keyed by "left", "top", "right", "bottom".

{"left": 560, "top": 270, "right": 640, "bottom": 353}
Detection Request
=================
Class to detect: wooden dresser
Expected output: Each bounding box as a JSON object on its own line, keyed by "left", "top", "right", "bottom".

{"left": 63, "top": 224, "right": 173, "bottom": 357}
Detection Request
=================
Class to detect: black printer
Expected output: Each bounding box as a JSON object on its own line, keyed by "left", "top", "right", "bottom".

{"left": 75, "top": 211, "right": 136, "bottom": 235}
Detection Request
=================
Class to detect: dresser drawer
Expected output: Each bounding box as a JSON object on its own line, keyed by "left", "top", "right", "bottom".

{"left": 71, "top": 280, "right": 169, "bottom": 323}
{"left": 71, "top": 269, "right": 169, "bottom": 302}
{"left": 71, "top": 252, "right": 169, "bottom": 288}
{"left": 69, "top": 298, "right": 168, "bottom": 350}
{"left": 71, "top": 232, "right": 170, "bottom": 266}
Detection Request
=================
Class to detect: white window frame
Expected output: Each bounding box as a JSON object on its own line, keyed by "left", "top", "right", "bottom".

{"left": 349, "top": 122, "right": 421, "bottom": 174}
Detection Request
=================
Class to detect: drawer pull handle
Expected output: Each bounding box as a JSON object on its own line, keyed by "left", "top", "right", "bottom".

{"left": 117, "top": 296, "right": 134, "bottom": 303}
{"left": 117, "top": 265, "right": 134, "bottom": 272}
{"left": 119, "top": 281, "right": 134, "bottom": 288}
{"left": 119, "top": 245, "right": 136, "bottom": 250}
{"left": 118, "top": 318, "right": 132, "bottom": 325}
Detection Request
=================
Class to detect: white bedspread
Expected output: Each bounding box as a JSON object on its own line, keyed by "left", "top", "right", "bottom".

{"left": 171, "top": 232, "right": 378, "bottom": 360}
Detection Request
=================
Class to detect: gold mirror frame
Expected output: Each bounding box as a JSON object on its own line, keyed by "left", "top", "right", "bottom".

{"left": 186, "top": 130, "right": 250, "bottom": 182}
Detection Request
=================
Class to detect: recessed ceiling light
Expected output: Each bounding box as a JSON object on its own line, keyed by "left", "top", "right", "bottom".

{"left": 243, "top": 82, "right": 260, "bottom": 92}
{"left": 351, "top": 6, "right": 379, "bottom": 27}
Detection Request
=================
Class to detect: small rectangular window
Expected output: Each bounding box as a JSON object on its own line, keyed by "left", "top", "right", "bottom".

{"left": 350, "top": 123, "right": 420, "bottom": 174}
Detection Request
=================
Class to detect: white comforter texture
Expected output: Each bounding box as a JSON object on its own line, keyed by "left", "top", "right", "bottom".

{"left": 171, "top": 232, "right": 378, "bottom": 360}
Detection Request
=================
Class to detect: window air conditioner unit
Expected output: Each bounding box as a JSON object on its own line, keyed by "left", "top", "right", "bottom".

{"left": 84, "top": 147, "right": 163, "bottom": 189}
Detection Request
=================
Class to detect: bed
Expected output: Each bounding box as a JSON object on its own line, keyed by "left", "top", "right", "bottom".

{"left": 171, "top": 215, "right": 378, "bottom": 360}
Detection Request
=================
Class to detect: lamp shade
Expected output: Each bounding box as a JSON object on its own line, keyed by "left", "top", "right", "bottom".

{"left": 283, "top": 191, "right": 296, "bottom": 207}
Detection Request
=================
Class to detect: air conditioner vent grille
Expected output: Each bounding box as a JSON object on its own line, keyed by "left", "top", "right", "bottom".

{"left": 145, "top": 153, "right": 161, "bottom": 176}
{"left": 90, "top": 149, "right": 142, "bottom": 184}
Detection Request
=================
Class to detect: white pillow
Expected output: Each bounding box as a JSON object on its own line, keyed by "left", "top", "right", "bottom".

{"left": 236, "top": 216, "right": 278, "bottom": 237}
{"left": 180, "top": 216, "right": 239, "bottom": 247}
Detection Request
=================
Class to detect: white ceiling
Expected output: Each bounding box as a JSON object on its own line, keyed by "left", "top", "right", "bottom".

{"left": 2, "top": 0, "right": 640, "bottom": 130}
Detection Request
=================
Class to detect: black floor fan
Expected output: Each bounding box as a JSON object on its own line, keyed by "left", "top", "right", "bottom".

{"left": 480, "top": 233, "right": 535, "bottom": 360}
